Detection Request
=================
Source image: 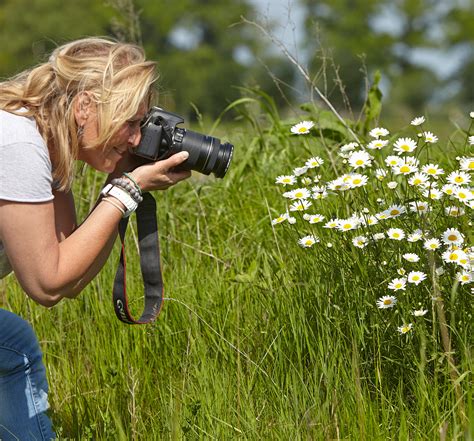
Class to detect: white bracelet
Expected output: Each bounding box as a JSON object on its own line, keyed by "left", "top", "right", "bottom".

{"left": 101, "top": 184, "right": 138, "bottom": 218}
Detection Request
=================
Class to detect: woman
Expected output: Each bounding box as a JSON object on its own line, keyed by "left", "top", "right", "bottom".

{"left": 0, "top": 37, "right": 191, "bottom": 439}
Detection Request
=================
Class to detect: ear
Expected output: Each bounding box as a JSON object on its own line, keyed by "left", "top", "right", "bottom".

{"left": 73, "top": 92, "right": 93, "bottom": 126}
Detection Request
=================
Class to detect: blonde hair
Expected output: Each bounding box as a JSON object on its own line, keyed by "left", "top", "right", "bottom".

{"left": 0, "top": 37, "right": 157, "bottom": 190}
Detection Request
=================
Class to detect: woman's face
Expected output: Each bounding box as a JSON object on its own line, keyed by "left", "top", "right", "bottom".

{"left": 77, "top": 101, "right": 147, "bottom": 173}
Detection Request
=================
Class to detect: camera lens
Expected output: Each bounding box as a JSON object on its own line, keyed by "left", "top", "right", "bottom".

{"left": 173, "top": 129, "right": 233, "bottom": 178}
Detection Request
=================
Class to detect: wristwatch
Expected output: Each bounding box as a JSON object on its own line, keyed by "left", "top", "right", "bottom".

{"left": 101, "top": 184, "right": 138, "bottom": 218}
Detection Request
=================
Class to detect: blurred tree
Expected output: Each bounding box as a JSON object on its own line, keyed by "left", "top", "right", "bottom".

{"left": 0, "top": 0, "right": 295, "bottom": 118}
{"left": 298, "top": 0, "right": 474, "bottom": 112}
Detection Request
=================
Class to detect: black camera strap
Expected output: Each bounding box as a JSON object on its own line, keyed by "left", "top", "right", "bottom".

{"left": 112, "top": 192, "right": 164, "bottom": 324}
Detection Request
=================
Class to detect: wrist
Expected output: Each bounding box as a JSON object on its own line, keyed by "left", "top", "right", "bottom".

{"left": 100, "top": 184, "right": 138, "bottom": 217}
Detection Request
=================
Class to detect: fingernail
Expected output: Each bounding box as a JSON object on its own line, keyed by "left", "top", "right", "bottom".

{"left": 181, "top": 151, "right": 189, "bottom": 159}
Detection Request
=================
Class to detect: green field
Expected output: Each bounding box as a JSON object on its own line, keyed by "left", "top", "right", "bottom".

{"left": 1, "top": 94, "right": 473, "bottom": 440}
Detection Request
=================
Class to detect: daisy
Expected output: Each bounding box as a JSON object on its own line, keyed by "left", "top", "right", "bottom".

{"left": 305, "top": 156, "right": 324, "bottom": 168}
{"left": 369, "top": 127, "right": 389, "bottom": 138}
{"left": 422, "top": 188, "right": 443, "bottom": 200}
{"left": 411, "top": 116, "right": 425, "bottom": 126}
{"left": 408, "top": 172, "right": 430, "bottom": 187}
{"left": 336, "top": 217, "right": 360, "bottom": 232}
{"left": 375, "top": 168, "right": 387, "bottom": 181}
{"left": 409, "top": 201, "right": 430, "bottom": 214}
{"left": 403, "top": 253, "right": 420, "bottom": 262}
{"left": 367, "top": 139, "right": 389, "bottom": 150}
{"left": 340, "top": 142, "right": 359, "bottom": 152}
{"left": 387, "top": 228, "right": 405, "bottom": 240}
{"left": 304, "top": 214, "right": 325, "bottom": 224}
{"left": 385, "top": 155, "right": 402, "bottom": 167}
{"left": 407, "top": 271, "right": 427, "bottom": 285}
{"left": 397, "top": 323, "right": 413, "bottom": 334}
{"left": 327, "top": 178, "right": 350, "bottom": 192}
{"left": 352, "top": 235, "right": 369, "bottom": 248}
{"left": 423, "top": 131, "right": 438, "bottom": 143}
{"left": 388, "top": 277, "right": 407, "bottom": 291}
{"left": 421, "top": 163, "right": 444, "bottom": 177}
{"left": 376, "top": 295, "right": 397, "bottom": 309}
{"left": 312, "top": 190, "right": 329, "bottom": 200}
{"left": 393, "top": 160, "right": 418, "bottom": 176}
{"left": 468, "top": 135, "right": 474, "bottom": 145}
{"left": 393, "top": 137, "right": 417, "bottom": 154}
{"left": 290, "top": 120, "right": 314, "bottom": 135}
{"left": 323, "top": 219, "right": 339, "bottom": 229}
{"left": 456, "top": 271, "right": 473, "bottom": 285}
{"left": 289, "top": 199, "right": 312, "bottom": 212}
{"left": 407, "top": 230, "right": 423, "bottom": 242}
{"left": 293, "top": 166, "right": 308, "bottom": 176}
{"left": 298, "top": 235, "right": 318, "bottom": 248}
{"left": 276, "top": 175, "right": 296, "bottom": 186}
{"left": 459, "top": 157, "right": 474, "bottom": 171}
{"left": 272, "top": 213, "right": 292, "bottom": 225}
{"left": 287, "top": 188, "right": 311, "bottom": 200}
{"left": 385, "top": 204, "right": 406, "bottom": 218}
{"left": 441, "top": 228, "right": 464, "bottom": 246}
{"left": 348, "top": 150, "right": 372, "bottom": 169}
{"left": 372, "top": 232, "right": 385, "bottom": 240}
{"left": 413, "top": 309, "right": 428, "bottom": 316}
{"left": 387, "top": 181, "right": 398, "bottom": 189}
{"left": 347, "top": 174, "right": 368, "bottom": 188}
{"left": 301, "top": 177, "right": 313, "bottom": 186}
{"left": 423, "top": 238, "right": 441, "bottom": 250}
{"left": 441, "top": 184, "right": 458, "bottom": 195}
{"left": 447, "top": 171, "right": 471, "bottom": 186}
{"left": 445, "top": 206, "right": 465, "bottom": 217}
{"left": 442, "top": 249, "right": 468, "bottom": 265}
{"left": 362, "top": 215, "right": 379, "bottom": 227}
{"left": 455, "top": 187, "right": 473, "bottom": 203}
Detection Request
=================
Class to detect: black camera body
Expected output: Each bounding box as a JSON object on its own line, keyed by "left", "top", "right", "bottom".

{"left": 134, "top": 107, "right": 233, "bottom": 178}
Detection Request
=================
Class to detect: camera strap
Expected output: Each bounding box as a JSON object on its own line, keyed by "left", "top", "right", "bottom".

{"left": 112, "top": 192, "right": 164, "bottom": 324}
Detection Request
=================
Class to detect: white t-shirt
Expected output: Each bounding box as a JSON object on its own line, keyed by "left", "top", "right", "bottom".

{"left": 0, "top": 109, "right": 54, "bottom": 278}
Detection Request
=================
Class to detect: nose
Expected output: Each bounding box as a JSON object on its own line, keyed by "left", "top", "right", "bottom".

{"left": 128, "top": 126, "right": 141, "bottom": 147}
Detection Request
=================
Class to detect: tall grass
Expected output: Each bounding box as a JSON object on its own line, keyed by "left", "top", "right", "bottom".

{"left": 1, "top": 91, "right": 472, "bottom": 440}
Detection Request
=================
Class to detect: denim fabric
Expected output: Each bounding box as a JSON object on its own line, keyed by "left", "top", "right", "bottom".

{"left": 0, "top": 308, "right": 55, "bottom": 440}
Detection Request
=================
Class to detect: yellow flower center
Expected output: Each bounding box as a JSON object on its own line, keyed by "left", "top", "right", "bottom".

{"left": 383, "top": 299, "right": 392, "bottom": 305}
{"left": 454, "top": 176, "right": 463, "bottom": 183}
{"left": 298, "top": 127, "right": 308, "bottom": 133}
{"left": 468, "top": 161, "right": 474, "bottom": 169}
{"left": 390, "top": 209, "right": 400, "bottom": 215}
{"left": 448, "top": 234, "right": 458, "bottom": 241}
{"left": 343, "top": 223, "right": 352, "bottom": 230}
{"left": 400, "top": 165, "right": 410, "bottom": 173}
{"left": 450, "top": 253, "right": 458, "bottom": 260}
{"left": 353, "top": 179, "right": 361, "bottom": 185}
{"left": 401, "top": 144, "right": 410, "bottom": 151}
{"left": 356, "top": 160, "right": 364, "bottom": 166}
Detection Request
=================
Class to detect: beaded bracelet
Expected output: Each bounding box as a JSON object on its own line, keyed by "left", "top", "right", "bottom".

{"left": 110, "top": 178, "right": 143, "bottom": 204}
{"left": 123, "top": 172, "right": 142, "bottom": 195}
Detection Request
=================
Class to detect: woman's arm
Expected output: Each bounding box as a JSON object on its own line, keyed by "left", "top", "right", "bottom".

{"left": 0, "top": 152, "right": 190, "bottom": 307}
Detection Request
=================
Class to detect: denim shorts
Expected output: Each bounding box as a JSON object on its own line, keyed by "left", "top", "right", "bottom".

{"left": 0, "top": 308, "right": 55, "bottom": 440}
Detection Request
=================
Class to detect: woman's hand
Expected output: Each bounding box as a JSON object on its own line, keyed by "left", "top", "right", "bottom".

{"left": 127, "top": 152, "right": 192, "bottom": 191}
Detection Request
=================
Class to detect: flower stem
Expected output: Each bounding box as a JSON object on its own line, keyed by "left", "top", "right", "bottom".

{"left": 427, "top": 251, "right": 467, "bottom": 427}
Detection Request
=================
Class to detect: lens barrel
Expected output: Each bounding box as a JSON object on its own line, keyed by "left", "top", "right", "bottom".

{"left": 173, "top": 129, "right": 233, "bottom": 178}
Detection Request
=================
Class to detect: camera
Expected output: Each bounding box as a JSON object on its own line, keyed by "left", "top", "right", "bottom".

{"left": 133, "top": 107, "right": 234, "bottom": 178}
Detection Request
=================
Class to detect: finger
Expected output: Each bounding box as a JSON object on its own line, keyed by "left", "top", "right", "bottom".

{"left": 169, "top": 170, "right": 192, "bottom": 182}
{"left": 160, "top": 151, "right": 189, "bottom": 169}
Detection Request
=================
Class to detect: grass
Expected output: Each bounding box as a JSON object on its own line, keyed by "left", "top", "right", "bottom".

{"left": 1, "top": 98, "right": 473, "bottom": 440}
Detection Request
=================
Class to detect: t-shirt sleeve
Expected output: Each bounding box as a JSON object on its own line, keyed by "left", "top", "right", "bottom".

{"left": 0, "top": 141, "right": 54, "bottom": 202}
